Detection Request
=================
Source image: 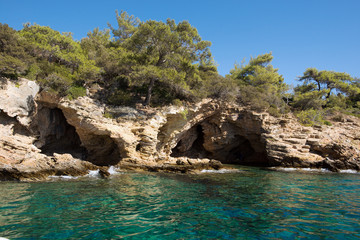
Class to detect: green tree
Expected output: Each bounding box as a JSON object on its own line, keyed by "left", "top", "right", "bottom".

{"left": 109, "top": 11, "right": 213, "bottom": 105}
{"left": 292, "top": 83, "right": 327, "bottom": 110}
{"left": 229, "top": 53, "right": 288, "bottom": 113}
{"left": 294, "top": 68, "right": 359, "bottom": 110}
{"left": 230, "top": 53, "right": 286, "bottom": 90}
{"left": 0, "top": 23, "right": 34, "bottom": 78}
{"left": 108, "top": 10, "right": 140, "bottom": 44}
{"left": 20, "top": 24, "right": 100, "bottom": 92}
{"left": 299, "top": 68, "right": 353, "bottom": 99}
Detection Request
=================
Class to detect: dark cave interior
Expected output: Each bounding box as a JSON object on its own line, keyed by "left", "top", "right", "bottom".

{"left": 38, "top": 108, "right": 86, "bottom": 159}
{"left": 36, "top": 107, "right": 121, "bottom": 166}
{"left": 170, "top": 122, "right": 268, "bottom": 166}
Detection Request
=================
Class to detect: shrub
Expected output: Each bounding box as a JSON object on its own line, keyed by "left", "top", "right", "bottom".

{"left": 67, "top": 86, "right": 86, "bottom": 100}
{"left": 180, "top": 108, "right": 188, "bottom": 120}
{"left": 324, "top": 120, "right": 332, "bottom": 126}
{"left": 40, "top": 73, "right": 71, "bottom": 96}
{"left": 172, "top": 99, "right": 183, "bottom": 107}
{"left": 107, "top": 89, "right": 133, "bottom": 106}
{"left": 296, "top": 109, "right": 325, "bottom": 126}
{"left": 103, "top": 112, "right": 114, "bottom": 119}
{"left": 268, "top": 106, "right": 281, "bottom": 117}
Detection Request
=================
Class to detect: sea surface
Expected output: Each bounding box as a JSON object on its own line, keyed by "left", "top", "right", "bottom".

{"left": 0, "top": 166, "right": 360, "bottom": 239}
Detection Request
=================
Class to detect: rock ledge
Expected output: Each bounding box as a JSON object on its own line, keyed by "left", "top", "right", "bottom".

{"left": 1, "top": 78, "right": 359, "bottom": 180}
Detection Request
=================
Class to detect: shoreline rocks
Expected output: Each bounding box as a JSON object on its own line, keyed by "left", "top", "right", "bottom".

{"left": 1, "top": 78, "right": 359, "bottom": 181}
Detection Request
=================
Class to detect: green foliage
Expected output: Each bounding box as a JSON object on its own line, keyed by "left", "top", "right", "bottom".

{"left": 180, "top": 108, "right": 188, "bottom": 120}
{"left": 293, "top": 68, "right": 360, "bottom": 118}
{"left": 0, "top": 23, "right": 34, "bottom": 78}
{"left": 67, "top": 86, "right": 86, "bottom": 100}
{"left": 299, "top": 68, "right": 353, "bottom": 94}
{"left": 326, "top": 94, "right": 347, "bottom": 109}
{"left": 199, "top": 65, "right": 238, "bottom": 102}
{"left": 296, "top": 109, "right": 325, "bottom": 126}
{"left": 107, "top": 89, "right": 133, "bottom": 106}
{"left": 109, "top": 10, "right": 140, "bottom": 43}
{"left": 292, "top": 87, "right": 327, "bottom": 110}
{"left": 0, "top": 15, "right": 228, "bottom": 107}
{"left": 230, "top": 53, "right": 286, "bottom": 90}
{"left": 268, "top": 106, "right": 282, "bottom": 117}
{"left": 172, "top": 99, "right": 183, "bottom": 107}
{"left": 2, "top": 15, "right": 358, "bottom": 118}
{"left": 229, "top": 53, "right": 289, "bottom": 113}
{"left": 25, "top": 63, "right": 41, "bottom": 80}
{"left": 108, "top": 12, "right": 214, "bottom": 105}
{"left": 19, "top": 24, "right": 100, "bottom": 89}
{"left": 103, "top": 112, "right": 114, "bottom": 119}
{"left": 39, "top": 73, "right": 71, "bottom": 96}
{"left": 324, "top": 120, "right": 332, "bottom": 126}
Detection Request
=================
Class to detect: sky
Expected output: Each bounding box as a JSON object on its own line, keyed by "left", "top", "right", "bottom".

{"left": 1, "top": 0, "right": 359, "bottom": 87}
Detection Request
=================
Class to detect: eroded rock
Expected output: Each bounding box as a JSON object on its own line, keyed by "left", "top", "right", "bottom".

{"left": 1, "top": 78, "right": 360, "bottom": 180}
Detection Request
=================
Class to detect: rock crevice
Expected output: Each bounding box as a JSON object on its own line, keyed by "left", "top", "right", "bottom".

{"left": 1, "top": 78, "right": 360, "bottom": 180}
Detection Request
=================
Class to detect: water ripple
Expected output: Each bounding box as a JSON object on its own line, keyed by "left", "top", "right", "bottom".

{"left": 0, "top": 167, "right": 360, "bottom": 239}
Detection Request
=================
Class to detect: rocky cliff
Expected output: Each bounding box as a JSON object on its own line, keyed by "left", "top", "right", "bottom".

{"left": 1, "top": 78, "right": 359, "bottom": 180}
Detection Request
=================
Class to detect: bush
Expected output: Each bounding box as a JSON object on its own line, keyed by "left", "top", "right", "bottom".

{"left": 67, "top": 86, "right": 86, "bottom": 100}
{"left": 40, "top": 73, "right": 71, "bottom": 96}
{"left": 107, "top": 89, "right": 133, "bottom": 106}
{"left": 268, "top": 106, "right": 281, "bottom": 117}
{"left": 324, "top": 120, "right": 332, "bottom": 126}
{"left": 236, "top": 85, "right": 289, "bottom": 115}
{"left": 103, "top": 112, "right": 114, "bottom": 119}
{"left": 172, "top": 99, "right": 183, "bottom": 107}
{"left": 25, "top": 64, "right": 41, "bottom": 80}
{"left": 200, "top": 75, "right": 238, "bottom": 102}
{"left": 292, "top": 90, "right": 326, "bottom": 110}
{"left": 296, "top": 109, "right": 325, "bottom": 126}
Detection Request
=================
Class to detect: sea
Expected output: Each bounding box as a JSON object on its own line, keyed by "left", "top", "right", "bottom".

{"left": 0, "top": 166, "right": 360, "bottom": 239}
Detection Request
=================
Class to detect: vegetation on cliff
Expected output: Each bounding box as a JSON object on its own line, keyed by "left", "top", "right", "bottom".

{"left": 0, "top": 11, "right": 359, "bottom": 122}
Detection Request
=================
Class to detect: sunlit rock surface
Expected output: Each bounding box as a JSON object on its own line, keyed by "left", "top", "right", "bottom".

{"left": 1, "top": 78, "right": 359, "bottom": 180}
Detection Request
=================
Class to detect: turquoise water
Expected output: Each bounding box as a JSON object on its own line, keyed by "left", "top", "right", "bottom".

{"left": 1, "top": 167, "right": 360, "bottom": 239}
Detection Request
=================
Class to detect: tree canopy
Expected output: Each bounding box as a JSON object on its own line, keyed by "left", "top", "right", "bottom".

{"left": 0, "top": 11, "right": 359, "bottom": 120}
{"left": 0, "top": 23, "right": 33, "bottom": 78}
{"left": 293, "top": 68, "right": 360, "bottom": 110}
{"left": 108, "top": 12, "right": 213, "bottom": 105}
{"left": 229, "top": 53, "right": 288, "bottom": 114}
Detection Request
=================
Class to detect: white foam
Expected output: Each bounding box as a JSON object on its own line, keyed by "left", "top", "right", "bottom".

{"left": 339, "top": 169, "right": 359, "bottom": 174}
{"left": 48, "top": 175, "right": 78, "bottom": 180}
{"left": 270, "top": 167, "right": 331, "bottom": 173}
{"left": 200, "top": 169, "right": 240, "bottom": 173}
{"left": 87, "top": 169, "right": 100, "bottom": 177}
{"left": 108, "top": 166, "right": 120, "bottom": 175}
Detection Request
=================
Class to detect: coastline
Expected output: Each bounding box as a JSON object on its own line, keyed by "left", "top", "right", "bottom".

{"left": 1, "top": 78, "right": 360, "bottom": 181}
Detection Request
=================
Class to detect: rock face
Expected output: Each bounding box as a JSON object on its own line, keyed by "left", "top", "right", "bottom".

{"left": 1, "top": 78, "right": 360, "bottom": 180}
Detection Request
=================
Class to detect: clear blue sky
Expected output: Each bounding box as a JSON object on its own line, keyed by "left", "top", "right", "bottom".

{"left": 1, "top": 0, "right": 359, "bottom": 87}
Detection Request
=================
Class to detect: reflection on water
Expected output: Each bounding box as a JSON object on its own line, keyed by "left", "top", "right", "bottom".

{"left": 0, "top": 167, "right": 360, "bottom": 239}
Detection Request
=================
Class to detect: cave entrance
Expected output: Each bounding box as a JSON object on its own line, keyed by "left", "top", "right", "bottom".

{"left": 35, "top": 107, "right": 87, "bottom": 159}
{"left": 35, "top": 107, "right": 122, "bottom": 166}
{"left": 84, "top": 134, "right": 121, "bottom": 166}
{"left": 170, "top": 122, "right": 268, "bottom": 166}
{"left": 171, "top": 124, "right": 211, "bottom": 159}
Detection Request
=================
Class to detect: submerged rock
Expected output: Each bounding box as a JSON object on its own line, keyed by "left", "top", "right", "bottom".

{"left": 1, "top": 78, "right": 360, "bottom": 180}
{"left": 99, "top": 168, "right": 111, "bottom": 178}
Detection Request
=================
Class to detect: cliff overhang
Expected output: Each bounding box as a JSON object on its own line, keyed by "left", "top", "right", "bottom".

{"left": 1, "top": 78, "right": 360, "bottom": 181}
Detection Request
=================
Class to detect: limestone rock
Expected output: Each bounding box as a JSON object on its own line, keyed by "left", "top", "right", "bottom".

{"left": 1, "top": 78, "right": 360, "bottom": 180}
{"left": 0, "top": 78, "right": 39, "bottom": 126}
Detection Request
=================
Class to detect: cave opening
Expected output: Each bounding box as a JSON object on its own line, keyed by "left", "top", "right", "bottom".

{"left": 171, "top": 124, "right": 211, "bottom": 159}
{"left": 35, "top": 107, "right": 122, "bottom": 166}
{"left": 36, "top": 107, "right": 87, "bottom": 159}
{"left": 85, "top": 134, "right": 121, "bottom": 166}
{"left": 170, "top": 122, "right": 269, "bottom": 166}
